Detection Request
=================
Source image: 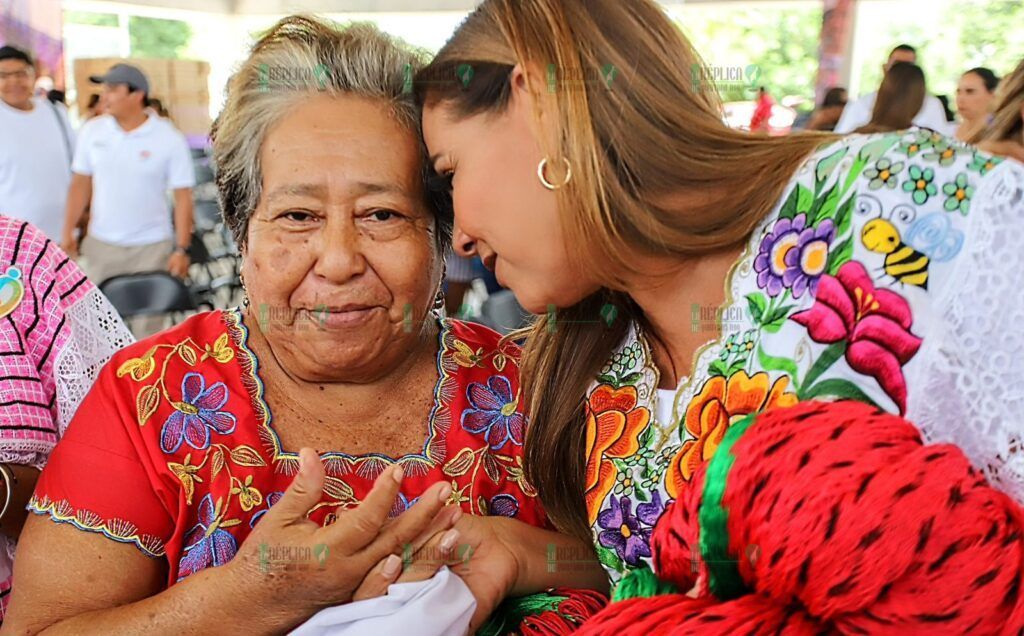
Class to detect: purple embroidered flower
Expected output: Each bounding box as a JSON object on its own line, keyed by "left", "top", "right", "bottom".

{"left": 388, "top": 493, "right": 421, "bottom": 519}
{"left": 754, "top": 214, "right": 834, "bottom": 298}
{"left": 461, "top": 376, "right": 525, "bottom": 450}
{"left": 597, "top": 492, "right": 664, "bottom": 567}
{"left": 178, "top": 494, "right": 238, "bottom": 580}
{"left": 249, "top": 491, "right": 284, "bottom": 528}
{"left": 489, "top": 493, "right": 520, "bottom": 518}
{"left": 160, "top": 372, "right": 238, "bottom": 453}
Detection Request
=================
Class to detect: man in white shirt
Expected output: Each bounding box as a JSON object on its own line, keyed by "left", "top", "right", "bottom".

{"left": 61, "top": 63, "right": 195, "bottom": 284}
{"left": 0, "top": 46, "right": 75, "bottom": 241}
{"left": 835, "top": 44, "right": 951, "bottom": 134}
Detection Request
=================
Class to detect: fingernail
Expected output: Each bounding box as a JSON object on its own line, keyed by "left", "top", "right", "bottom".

{"left": 381, "top": 554, "right": 402, "bottom": 579}
{"left": 438, "top": 483, "right": 452, "bottom": 502}
{"left": 439, "top": 529, "right": 459, "bottom": 553}
{"left": 392, "top": 465, "right": 404, "bottom": 484}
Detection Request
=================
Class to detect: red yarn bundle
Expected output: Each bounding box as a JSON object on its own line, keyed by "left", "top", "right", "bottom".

{"left": 578, "top": 400, "right": 1024, "bottom": 635}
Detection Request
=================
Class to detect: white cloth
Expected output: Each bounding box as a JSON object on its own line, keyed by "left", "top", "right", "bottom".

{"left": 71, "top": 114, "right": 195, "bottom": 246}
{"left": 290, "top": 567, "right": 476, "bottom": 636}
{"left": 0, "top": 97, "right": 74, "bottom": 241}
{"left": 834, "top": 91, "right": 951, "bottom": 134}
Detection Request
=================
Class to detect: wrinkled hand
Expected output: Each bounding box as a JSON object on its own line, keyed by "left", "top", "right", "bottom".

{"left": 226, "top": 448, "right": 460, "bottom": 625}
{"left": 354, "top": 514, "right": 521, "bottom": 632}
{"left": 167, "top": 251, "right": 190, "bottom": 279}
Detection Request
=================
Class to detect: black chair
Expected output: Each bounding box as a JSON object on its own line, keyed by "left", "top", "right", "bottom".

{"left": 99, "top": 272, "right": 197, "bottom": 319}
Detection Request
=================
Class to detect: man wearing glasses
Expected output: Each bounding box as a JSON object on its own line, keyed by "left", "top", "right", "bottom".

{"left": 0, "top": 46, "right": 74, "bottom": 242}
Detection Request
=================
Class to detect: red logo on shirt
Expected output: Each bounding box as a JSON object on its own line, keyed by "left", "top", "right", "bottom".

{"left": 140, "top": 150, "right": 151, "bottom": 160}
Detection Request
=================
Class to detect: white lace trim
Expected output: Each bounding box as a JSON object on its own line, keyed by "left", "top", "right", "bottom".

{"left": 54, "top": 287, "right": 135, "bottom": 437}
{"left": 906, "top": 158, "right": 1024, "bottom": 503}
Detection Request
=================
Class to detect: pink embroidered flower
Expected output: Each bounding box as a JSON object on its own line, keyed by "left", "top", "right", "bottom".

{"left": 791, "top": 261, "right": 922, "bottom": 412}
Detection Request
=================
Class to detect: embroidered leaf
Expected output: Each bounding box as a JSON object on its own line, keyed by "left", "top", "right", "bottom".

{"left": 708, "top": 358, "right": 729, "bottom": 378}
{"left": 483, "top": 453, "right": 502, "bottom": 484}
{"left": 323, "top": 476, "right": 356, "bottom": 502}
{"left": 779, "top": 183, "right": 812, "bottom": 220}
{"left": 477, "top": 495, "right": 488, "bottom": 515}
{"left": 826, "top": 237, "right": 854, "bottom": 276}
{"left": 219, "top": 518, "right": 242, "bottom": 529}
{"left": 443, "top": 447, "right": 476, "bottom": 477}
{"left": 725, "top": 358, "right": 748, "bottom": 376}
{"left": 857, "top": 134, "right": 901, "bottom": 166}
{"left": 815, "top": 146, "right": 849, "bottom": 185}
{"left": 745, "top": 293, "right": 767, "bottom": 325}
{"left": 229, "top": 445, "right": 267, "bottom": 467}
{"left": 798, "top": 341, "right": 847, "bottom": 395}
{"left": 136, "top": 385, "right": 160, "bottom": 425}
{"left": 810, "top": 183, "right": 841, "bottom": 225}
{"left": 595, "top": 545, "right": 624, "bottom": 571}
{"left": 762, "top": 303, "right": 796, "bottom": 327}
{"left": 117, "top": 353, "right": 156, "bottom": 382}
{"left": 178, "top": 344, "right": 198, "bottom": 366}
{"left": 756, "top": 344, "right": 801, "bottom": 390}
{"left": 492, "top": 352, "right": 508, "bottom": 373}
{"left": 799, "top": 378, "right": 881, "bottom": 408}
{"left": 619, "top": 372, "right": 642, "bottom": 387}
{"left": 211, "top": 448, "right": 225, "bottom": 478}
{"left": 597, "top": 373, "right": 618, "bottom": 386}
{"left": 833, "top": 193, "right": 856, "bottom": 238}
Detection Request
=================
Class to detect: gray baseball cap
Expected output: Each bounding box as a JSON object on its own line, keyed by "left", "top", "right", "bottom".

{"left": 89, "top": 63, "right": 149, "bottom": 94}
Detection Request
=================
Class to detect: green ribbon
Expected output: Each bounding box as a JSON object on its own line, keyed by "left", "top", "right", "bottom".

{"left": 698, "top": 412, "right": 758, "bottom": 600}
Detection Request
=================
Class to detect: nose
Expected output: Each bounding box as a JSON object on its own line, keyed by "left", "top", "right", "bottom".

{"left": 313, "top": 218, "right": 368, "bottom": 283}
{"left": 452, "top": 224, "right": 477, "bottom": 258}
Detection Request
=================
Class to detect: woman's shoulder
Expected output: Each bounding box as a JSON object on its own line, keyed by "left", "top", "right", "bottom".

{"left": 444, "top": 318, "right": 521, "bottom": 358}
{"left": 108, "top": 309, "right": 233, "bottom": 377}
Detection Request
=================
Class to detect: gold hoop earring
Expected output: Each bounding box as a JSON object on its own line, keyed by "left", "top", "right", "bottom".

{"left": 537, "top": 157, "right": 572, "bottom": 190}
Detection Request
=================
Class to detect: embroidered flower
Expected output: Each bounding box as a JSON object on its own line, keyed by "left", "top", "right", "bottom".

{"left": 231, "top": 475, "right": 263, "bottom": 512}
{"left": 584, "top": 385, "right": 651, "bottom": 524}
{"left": 863, "top": 158, "right": 904, "bottom": 189}
{"left": 665, "top": 371, "right": 797, "bottom": 498}
{"left": 942, "top": 172, "right": 974, "bottom": 215}
{"left": 597, "top": 493, "right": 663, "bottom": 567}
{"left": 791, "top": 260, "right": 922, "bottom": 413}
{"left": 901, "top": 165, "right": 938, "bottom": 205}
{"left": 967, "top": 151, "right": 1003, "bottom": 176}
{"left": 168, "top": 453, "right": 203, "bottom": 505}
{"left": 249, "top": 491, "right": 284, "bottom": 528}
{"left": 922, "top": 139, "right": 960, "bottom": 166}
{"left": 388, "top": 493, "right": 421, "bottom": 519}
{"left": 613, "top": 467, "right": 639, "bottom": 497}
{"left": 160, "top": 372, "right": 238, "bottom": 453}
{"left": 178, "top": 494, "right": 238, "bottom": 580}
{"left": 754, "top": 214, "right": 834, "bottom": 298}
{"left": 461, "top": 375, "right": 525, "bottom": 450}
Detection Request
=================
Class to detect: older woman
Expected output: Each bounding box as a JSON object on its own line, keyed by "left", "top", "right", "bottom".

{"left": 3, "top": 17, "right": 592, "bottom": 634}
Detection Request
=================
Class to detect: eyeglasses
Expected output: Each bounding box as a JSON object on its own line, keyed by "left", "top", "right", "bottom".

{"left": 0, "top": 69, "right": 31, "bottom": 80}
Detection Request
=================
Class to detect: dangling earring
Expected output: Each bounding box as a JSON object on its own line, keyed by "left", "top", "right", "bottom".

{"left": 537, "top": 157, "right": 572, "bottom": 190}
{"left": 239, "top": 273, "right": 250, "bottom": 310}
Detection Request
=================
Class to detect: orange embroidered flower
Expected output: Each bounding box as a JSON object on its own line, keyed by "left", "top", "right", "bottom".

{"left": 666, "top": 371, "right": 797, "bottom": 498}
{"left": 584, "top": 385, "right": 651, "bottom": 524}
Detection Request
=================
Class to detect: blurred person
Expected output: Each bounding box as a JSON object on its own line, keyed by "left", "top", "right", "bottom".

{"left": 0, "top": 215, "right": 133, "bottom": 620}
{"left": 748, "top": 86, "right": 774, "bottom": 133}
{"left": 60, "top": 64, "right": 195, "bottom": 287}
{"left": 83, "top": 93, "right": 104, "bottom": 120}
{"left": 969, "top": 59, "right": 1023, "bottom": 163}
{"left": 0, "top": 46, "right": 75, "bottom": 242}
{"left": 7, "top": 18, "right": 599, "bottom": 635}
{"left": 955, "top": 67, "right": 999, "bottom": 142}
{"left": 805, "top": 86, "right": 847, "bottom": 131}
{"left": 835, "top": 44, "right": 948, "bottom": 133}
{"left": 853, "top": 62, "right": 926, "bottom": 133}
{"left": 147, "top": 97, "right": 170, "bottom": 119}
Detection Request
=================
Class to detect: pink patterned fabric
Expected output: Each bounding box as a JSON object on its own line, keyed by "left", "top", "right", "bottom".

{"left": 0, "top": 217, "right": 91, "bottom": 461}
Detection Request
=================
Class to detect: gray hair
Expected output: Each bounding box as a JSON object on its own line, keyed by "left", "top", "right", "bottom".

{"left": 212, "top": 15, "right": 452, "bottom": 251}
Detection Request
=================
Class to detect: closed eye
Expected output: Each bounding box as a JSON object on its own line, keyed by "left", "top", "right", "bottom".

{"left": 280, "top": 210, "right": 317, "bottom": 223}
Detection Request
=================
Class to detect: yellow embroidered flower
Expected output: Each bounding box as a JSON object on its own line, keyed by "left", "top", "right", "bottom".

{"left": 231, "top": 475, "right": 263, "bottom": 511}
{"left": 168, "top": 453, "right": 203, "bottom": 505}
{"left": 452, "top": 340, "right": 484, "bottom": 368}
{"left": 203, "top": 333, "right": 235, "bottom": 364}
{"left": 117, "top": 347, "right": 157, "bottom": 381}
{"left": 446, "top": 480, "right": 471, "bottom": 506}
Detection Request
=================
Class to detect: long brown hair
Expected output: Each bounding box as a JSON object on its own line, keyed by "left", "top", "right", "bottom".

{"left": 971, "top": 57, "right": 1024, "bottom": 145}
{"left": 416, "top": 0, "right": 833, "bottom": 540}
{"left": 855, "top": 61, "right": 926, "bottom": 134}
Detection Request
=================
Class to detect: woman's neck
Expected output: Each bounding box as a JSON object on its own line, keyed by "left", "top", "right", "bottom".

{"left": 623, "top": 245, "right": 746, "bottom": 389}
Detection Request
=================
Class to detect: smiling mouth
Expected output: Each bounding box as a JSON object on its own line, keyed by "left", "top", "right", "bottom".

{"left": 300, "top": 305, "right": 383, "bottom": 328}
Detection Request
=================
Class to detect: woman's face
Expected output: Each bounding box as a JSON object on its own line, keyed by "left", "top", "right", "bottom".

{"left": 422, "top": 70, "right": 600, "bottom": 313}
{"left": 956, "top": 72, "right": 994, "bottom": 123}
{"left": 243, "top": 94, "right": 441, "bottom": 383}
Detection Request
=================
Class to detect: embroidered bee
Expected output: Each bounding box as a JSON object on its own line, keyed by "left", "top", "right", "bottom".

{"left": 859, "top": 201, "right": 964, "bottom": 290}
{"left": 0, "top": 266, "right": 24, "bottom": 318}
